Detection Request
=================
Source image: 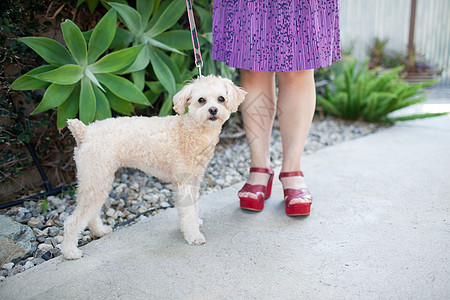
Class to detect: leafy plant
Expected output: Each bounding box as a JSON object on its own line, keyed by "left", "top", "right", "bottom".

{"left": 40, "top": 198, "right": 50, "bottom": 214}
{"left": 368, "top": 37, "right": 390, "bottom": 68}
{"left": 317, "top": 59, "right": 445, "bottom": 123}
{"left": 367, "top": 37, "right": 441, "bottom": 74}
{"left": 107, "top": 0, "right": 235, "bottom": 116}
{"left": 10, "top": 9, "right": 149, "bottom": 129}
{"left": 105, "top": 0, "right": 189, "bottom": 114}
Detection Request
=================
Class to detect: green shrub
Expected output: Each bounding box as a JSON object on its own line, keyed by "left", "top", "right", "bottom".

{"left": 107, "top": 0, "right": 193, "bottom": 116}
{"left": 2, "top": 0, "right": 229, "bottom": 197}
{"left": 317, "top": 59, "right": 445, "bottom": 123}
{"left": 10, "top": 9, "right": 149, "bottom": 129}
{"left": 367, "top": 37, "right": 402, "bottom": 69}
{"left": 367, "top": 37, "right": 441, "bottom": 74}
{"left": 10, "top": 0, "right": 232, "bottom": 124}
{"left": 108, "top": 0, "right": 234, "bottom": 116}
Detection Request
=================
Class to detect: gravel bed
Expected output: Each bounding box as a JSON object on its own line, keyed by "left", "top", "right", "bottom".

{"left": 0, "top": 116, "right": 387, "bottom": 280}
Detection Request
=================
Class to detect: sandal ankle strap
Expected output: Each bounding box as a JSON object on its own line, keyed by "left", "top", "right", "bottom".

{"left": 279, "top": 171, "right": 304, "bottom": 179}
{"left": 250, "top": 167, "right": 274, "bottom": 175}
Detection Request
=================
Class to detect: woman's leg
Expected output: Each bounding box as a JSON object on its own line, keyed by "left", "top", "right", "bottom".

{"left": 238, "top": 69, "right": 276, "bottom": 199}
{"left": 276, "top": 69, "right": 316, "bottom": 204}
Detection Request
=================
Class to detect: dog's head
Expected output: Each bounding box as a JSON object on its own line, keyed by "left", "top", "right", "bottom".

{"left": 173, "top": 75, "right": 247, "bottom": 126}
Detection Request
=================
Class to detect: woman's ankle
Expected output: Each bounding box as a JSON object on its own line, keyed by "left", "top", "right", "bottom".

{"left": 279, "top": 174, "right": 308, "bottom": 189}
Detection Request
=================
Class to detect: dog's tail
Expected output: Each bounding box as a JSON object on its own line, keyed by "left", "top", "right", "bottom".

{"left": 67, "top": 119, "right": 87, "bottom": 145}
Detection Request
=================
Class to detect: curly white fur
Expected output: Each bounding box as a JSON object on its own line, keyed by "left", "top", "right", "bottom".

{"left": 61, "top": 75, "right": 246, "bottom": 259}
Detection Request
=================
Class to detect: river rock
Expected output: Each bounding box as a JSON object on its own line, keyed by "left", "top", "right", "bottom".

{"left": 0, "top": 215, "right": 37, "bottom": 263}
{"left": 27, "top": 217, "right": 43, "bottom": 228}
{"left": 2, "top": 262, "right": 14, "bottom": 270}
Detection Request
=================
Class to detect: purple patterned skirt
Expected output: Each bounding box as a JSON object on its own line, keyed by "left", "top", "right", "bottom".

{"left": 212, "top": 0, "right": 341, "bottom": 72}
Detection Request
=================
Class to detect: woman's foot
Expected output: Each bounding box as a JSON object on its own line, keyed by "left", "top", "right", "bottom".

{"left": 279, "top": 172, "right": 311, "bottom": 204}
{"left": 238, "top": 171, "right": 272, "bottom": 200}
{"left": 238, "top": 167, "right": 274, "bottom": 211}
{"left": 279, "top": 171, "right": 312, "bottom": 216}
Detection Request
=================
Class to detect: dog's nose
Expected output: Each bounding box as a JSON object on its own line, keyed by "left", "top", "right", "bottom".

{"left": 209, "top": 107, "right": 218, "bottom": 115}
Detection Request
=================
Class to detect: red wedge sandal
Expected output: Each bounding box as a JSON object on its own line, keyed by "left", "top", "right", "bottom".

{"left": 279, "top": 171, "right": 312, "bottom": 216}
{"left": 238, "top": 167, "right": 274, "bottom": 212}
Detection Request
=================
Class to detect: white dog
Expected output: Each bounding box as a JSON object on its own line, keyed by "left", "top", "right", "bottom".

{"left": 61, "top": 75, "right": 246, "bottom": 259}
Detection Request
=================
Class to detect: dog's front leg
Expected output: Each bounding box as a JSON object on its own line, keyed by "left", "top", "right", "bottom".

{"left": 192, "top": 177, "right": 203, "bottom": 227}
{"left": 175, "top": 178, "right": 205, "bottom": 245}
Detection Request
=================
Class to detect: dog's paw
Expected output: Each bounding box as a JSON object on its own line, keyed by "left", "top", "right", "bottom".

{"left": 191, "top": 234, "right": 206, "bottom": 245}
{"left": 185, "top": 232, "right": 206, "bottom": 245}
{"left": 61, "top": 246, "right": 83, "bottom": 260}
{"left": 91, "top": 225, "right": 112, "bottom": 238}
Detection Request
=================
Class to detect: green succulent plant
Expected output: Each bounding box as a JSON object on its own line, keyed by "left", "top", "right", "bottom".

{"left": 108, "top": 0, "right": 187, "bottom": 92}
{"left": 317, "top": 59, "right": 445, "bottom": 123}
{"left": 11, "top": 9, "right": 149, "bottom": 129}
{"left": 106, "top": 0, "right": 198, "bottom": 116}
{"left": 111, "top": 0, "right": 235, "bottom": 115}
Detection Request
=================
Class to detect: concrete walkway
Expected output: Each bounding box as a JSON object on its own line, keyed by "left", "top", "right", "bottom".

{"left": 1, "top": 115, "right": 449, "bottom": 299}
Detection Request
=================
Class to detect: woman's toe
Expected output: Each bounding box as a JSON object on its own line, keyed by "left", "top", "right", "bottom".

{"left": 289, "top": 196, "right": 312, "bottom": 205}
{"left": 239, "top": 191, "right": 259, "bottom": 200}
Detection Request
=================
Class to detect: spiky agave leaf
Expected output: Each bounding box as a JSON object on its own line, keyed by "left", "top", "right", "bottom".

{"left": 11, "top": 9, "right": 148, "bottom": 129}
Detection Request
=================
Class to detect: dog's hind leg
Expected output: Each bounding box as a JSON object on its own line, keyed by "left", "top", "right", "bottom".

{"left": 176, "top": 177, "right": 205, "bottom": 245}
{"left": 61, "top": 162, "right": 116, "bottom": 259}
{"left": 88, "top": 215, "right": 112, "bottom": 238}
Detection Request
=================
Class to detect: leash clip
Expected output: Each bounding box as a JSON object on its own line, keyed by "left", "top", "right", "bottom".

{"left": 196, "top": 61, "right": 203, "bottom": 78}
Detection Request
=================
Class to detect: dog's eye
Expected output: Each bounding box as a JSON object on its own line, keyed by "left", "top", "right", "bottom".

{"left": 218, "top": 96, "right": 225, "bottom": 103}
{"left": 198, "top": 97, "right": 206, "bottom": 104}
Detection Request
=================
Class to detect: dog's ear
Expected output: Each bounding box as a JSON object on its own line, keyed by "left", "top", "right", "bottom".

{"left": 173, "top": 83, "right": 193, "bottom": 114}
{"left": 223, "top": 78, "right": 247, "bottom": 113}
